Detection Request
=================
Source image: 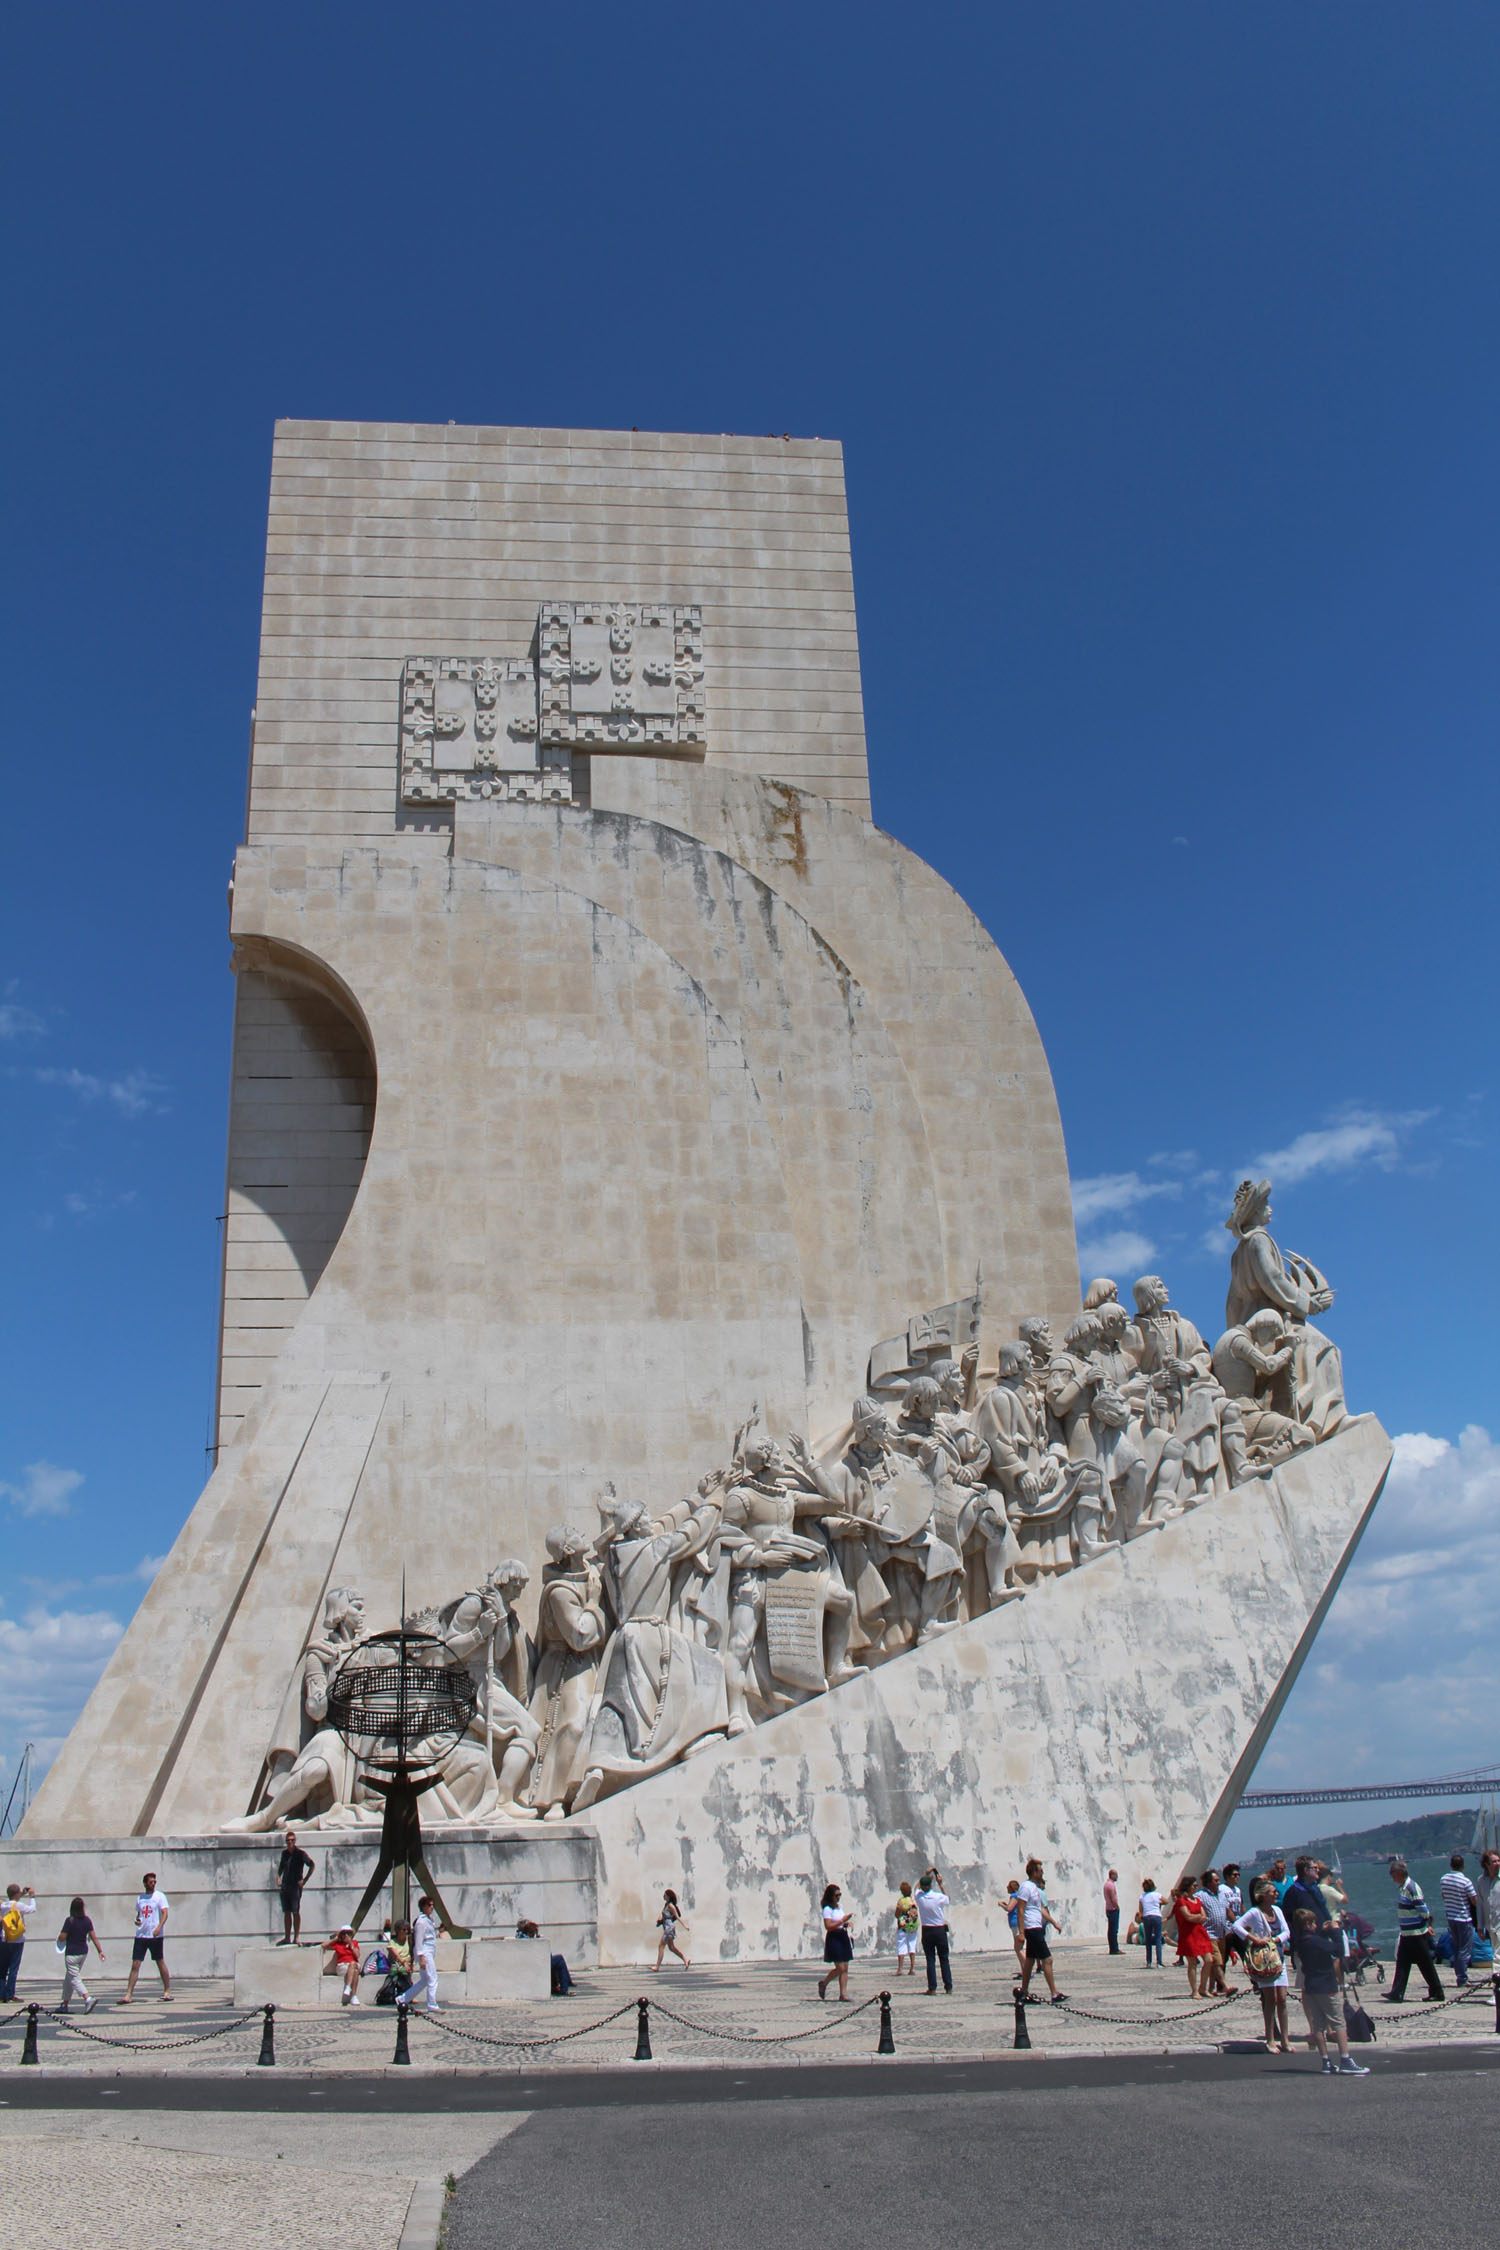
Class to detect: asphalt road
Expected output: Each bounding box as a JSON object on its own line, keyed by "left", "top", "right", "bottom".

{"left": 446, "top": 2063, "right": 1500, "bottom": 2250}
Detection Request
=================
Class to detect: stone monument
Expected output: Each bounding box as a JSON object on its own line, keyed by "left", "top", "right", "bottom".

{"left": 18, "top": 423, "right": 1391, "bottom": 1971}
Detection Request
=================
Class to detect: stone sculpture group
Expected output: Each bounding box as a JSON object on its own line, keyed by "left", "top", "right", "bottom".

{"left": 226, "top": 1178, "right": 1346, "bottom": 1836}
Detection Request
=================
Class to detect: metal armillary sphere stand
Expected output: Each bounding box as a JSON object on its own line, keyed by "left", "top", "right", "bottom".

{"left": 326, "top": 1623, "right": 478, "bottom": 1935}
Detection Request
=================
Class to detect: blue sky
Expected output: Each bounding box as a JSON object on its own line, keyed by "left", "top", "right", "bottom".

{"left": 3, "top": 2, "right": 1497, "bottom": 1832}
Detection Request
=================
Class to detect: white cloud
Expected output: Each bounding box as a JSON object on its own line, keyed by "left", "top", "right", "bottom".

{"left": 1070, "top": 1171, "right": 1181, "bottom": 1226}
{"left": 27, "top": 1065, "right": 169, "bottom": 1118}
{"left": 1226, "top": 1425, "right": 1500, "bottom": 1810}
{"left": 0, "top": 1461, "right": 84, "bottom": 1517}
{"left": 0, "top": 1000, "right": 44, "bottom": 1040}
{"left": 0, "top": 1603, "right": 125, "bottom": 1773}
{"left": 1197, "top": 1226, "right": 1231, "bottom": 1259}
{"left": 1242, "top": 1106, "right": 1434, "bottom": 1188}
{"left": 1076, "top": 1228, "right": 1158, "bottom": 1278}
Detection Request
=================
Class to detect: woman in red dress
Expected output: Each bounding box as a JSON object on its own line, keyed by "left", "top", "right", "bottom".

{"left": 1167, "top": 1878, "right": 1214, "bottom": 1997}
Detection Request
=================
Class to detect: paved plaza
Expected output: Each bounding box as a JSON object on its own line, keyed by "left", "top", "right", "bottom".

{"left": 3, "top": 1941, "right": 1494, "bottom": 2080}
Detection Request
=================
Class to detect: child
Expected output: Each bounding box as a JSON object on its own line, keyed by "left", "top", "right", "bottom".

{"left": 893, "top": 1881, "right": 919, "bottom": 1974}
{"left": 323, "top": 1925, "right": 362, "bottom": 2006}
{"left": 1004, "top": 1878, "right": 1025, "bottom": 1966}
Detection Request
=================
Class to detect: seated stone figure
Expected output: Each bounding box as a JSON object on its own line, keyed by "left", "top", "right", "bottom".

{"left": 1211, "top": 1309, "right": 1318, "bottom": 1469}
{"left": 223, "top": 1586, "right": 372, "bottom": 1833}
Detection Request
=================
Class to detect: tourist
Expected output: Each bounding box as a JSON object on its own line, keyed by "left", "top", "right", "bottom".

{"left": 1386, "top": 1860, "right": 1444, "bottom": 2003}
{"left": 1264, "top": 1855, "right": 1290, "bottom": 1901}
{"left": 1195, "top": 1869, "right": 1236, "bottom": 1993}
{"left": 1221, "top": 1864, "right": 1245, "bottom": 1969}
{"left": 817, "top": 1883, "right": 854, "bottom": 2001}
{"left": 275, "top": 1829, "right": 314, "bottom": 1946}
{"left": 1103, "top": 1867, "right": 1121, "bottom": 1955}
{"left": 515, "top": 1916, "right": 575, "bottom": 1994}
{"left": 1004, "top": 1879, "right": 1025, "bottom": 1966}
{"left": 412, "top": 1894, "right": 441, "bottom": 2012}
{"left": 57, "top": 1895, "right": 104, "bottom": 2014}
{"left": 1128, "top": 1878, "right": 1164, "bottom": 1966}
{"left": 323, "top": 1924, "right": 362, "bottom": 2005}
{"left": 652, "top": 1888, "right": 691, "bottom": 1971}
{"left": 0, "top": 1882, "right": 36, "bottom": 2001}
{"left": 1233, "top": 1877, "right": 1292, "bottom": 2055}
{"left": 1439, "top": 1853, "right": 1479, "bottom": 1988}
{"left": 118, "top": 1871, "right": 172, "bottom": 2004}
{"left": 1280, "top": 1857, "right": 1334, "bottom": 1935}
{"left": 915, "top": 1867, "right": 953, "bottom": 1995}
{"left": 373, "top": 1919, "right": 414, "bottom": 2004}
{"left": 1167, "top": 1877, "right": 1213, "bottom": 1997}
{"left": 1476, "top": 1849, "right": 1499, "bottom": 1941}
{"left": 1013, "top": 1858, "right": 1065, "bottom": 2005}
{"left": 893, "top": 1880, "right": 919, "bottom": 1975}
{"left": 1288, "top": 1907, "right": 1367, "bottom": 2074}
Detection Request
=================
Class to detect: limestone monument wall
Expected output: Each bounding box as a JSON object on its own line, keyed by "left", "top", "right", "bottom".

{"left": 21, "top": 424, "right": 1388, "bottom": 1974}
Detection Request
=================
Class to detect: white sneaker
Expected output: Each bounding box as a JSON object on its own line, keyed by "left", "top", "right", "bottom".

{"left": 350, "top": 1995, "right": 360, "bottom": 2007}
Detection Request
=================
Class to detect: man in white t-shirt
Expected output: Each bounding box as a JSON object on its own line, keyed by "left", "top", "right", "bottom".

{"left": 412, "top": 1895, "right": 441, "bottom": 2012}
{"left": 1013, "top": 1857, "right": 1066, "bottom": 2005}
{"left": 118, "top": 1871, "right": 172, "bottom": 2004}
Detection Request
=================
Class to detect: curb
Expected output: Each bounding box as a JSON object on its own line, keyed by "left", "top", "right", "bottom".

{"left": 399, "top": 2177, "right": 448, "bottom": 2250}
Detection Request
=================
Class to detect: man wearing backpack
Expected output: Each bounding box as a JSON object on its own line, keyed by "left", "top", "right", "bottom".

{"left": 1, "top": 1883, "right": 37, "bottom": 2000}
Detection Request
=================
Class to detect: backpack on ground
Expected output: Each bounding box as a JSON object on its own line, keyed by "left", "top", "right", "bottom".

{"left": 1343, "top": 1996, "right": 1377, "bottom": 2044}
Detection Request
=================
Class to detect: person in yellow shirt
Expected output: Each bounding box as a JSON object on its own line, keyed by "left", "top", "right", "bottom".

{"left": 893, "top": 1880, "right": 919, "bottom": 1975}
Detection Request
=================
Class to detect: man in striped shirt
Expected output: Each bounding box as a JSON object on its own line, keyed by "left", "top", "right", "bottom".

{"left": 1439, "top": 1854, "right": 1479, "bottom": 1988}
{"left": 1387, "top": 1860, "right": 1444, "bottom": 2003}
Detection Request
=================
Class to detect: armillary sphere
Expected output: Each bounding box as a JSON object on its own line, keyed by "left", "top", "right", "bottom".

{"left": 327, "top": 1623, "right": 478, "bottom": 1935}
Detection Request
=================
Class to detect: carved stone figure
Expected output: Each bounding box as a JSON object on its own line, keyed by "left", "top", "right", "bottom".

{"left": 721, "top": 1437, "right": 859, "bottom": 1730}
{"left": 1224, "top": 1178, "right": 1347, "bottom": 1438}
{"left": 1212, "top": 1310, "right": 1318, "bottom": 1467}
{"left": 526, "top": 1526, "right": 608, "bottom": 1818}
{"left": 223, "top": 1587, "right": 374, "bottom": 1833}
{"left": 436, "top": 1559, "right": 540, "bottom": 1821}
{"left": 571, "top": 1487, "right": 731, "bottom": 1807}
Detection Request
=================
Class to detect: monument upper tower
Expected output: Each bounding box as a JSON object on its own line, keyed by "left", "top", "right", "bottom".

{"left": 24, "top": 424, "right": 1386, "bottom": 1981}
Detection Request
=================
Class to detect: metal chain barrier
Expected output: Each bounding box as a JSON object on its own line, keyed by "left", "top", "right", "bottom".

{"left": 646, "top": 1992, "right": 885, "bottom": 2044}
{"left": 411, "top": 2001, "right": 641, "bottom": 2051}
{"left": 21, "top": 2004, "right": 267, "bottom": 2054}
{"left": 1051, "top": 1989, "right": 1253, "bottom": 2027}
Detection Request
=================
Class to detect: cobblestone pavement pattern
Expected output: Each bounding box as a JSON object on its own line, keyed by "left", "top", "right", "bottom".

{"left": 2, "top": 1942, "right": 1493, "bottom": 2077}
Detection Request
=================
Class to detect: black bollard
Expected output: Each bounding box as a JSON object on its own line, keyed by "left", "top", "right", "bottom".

{"left": 1493, "top": 1973, "right": 1500, "bottom": 2035}
{"left": 876, "top": 1990, "right": 895, "bottom": 2055}
{"left": 633, "top": 1997, "right": 653, "bottom": 2061}
{"left": 1012, "top": 1993, "right": 1032, "bottom": 2051}
{"left": 393, "top": 2002, "right": 411, "bottom": 2066}
{"left": 257, "top": 2003, "right": 276, "bottom": 2067}
{"left": 21, "top": 2004, "right": 40, "bottom": 2066}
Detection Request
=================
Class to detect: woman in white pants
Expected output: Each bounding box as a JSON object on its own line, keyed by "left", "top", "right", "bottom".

{"left": 58, "top": 1896, "right": 105, "bottom": 2013}
{"left": 412, "top": 1896, "right": 441, "bottom": 2012}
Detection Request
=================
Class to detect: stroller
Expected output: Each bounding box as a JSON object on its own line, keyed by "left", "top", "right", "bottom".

{"left": 1340, "top": 1910, "right": 1384, "bottom": 1988}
